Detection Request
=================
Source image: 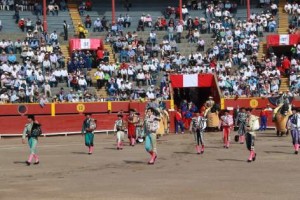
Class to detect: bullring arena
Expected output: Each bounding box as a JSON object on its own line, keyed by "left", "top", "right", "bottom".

{"left": 1, "top": 131, "right": 300, "bottom": 200}
{"left": 2, "top": 0, "right": 300, "bottom": 199}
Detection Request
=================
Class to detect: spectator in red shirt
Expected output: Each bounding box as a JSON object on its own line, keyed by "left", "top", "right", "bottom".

{"left": 282, "top": 56, "right": 291, "bottom": 76}
{"left": 161, "top": 18, "right": 167, "bottom": 31}
{"left": 210, "top": 58, "right": 217, "bottom": 69}
{"left": 96, "top": 47, "right": 104, "bottom": 65}
{"left": 85, "top": 0, "right": 92, "bottom": 11}
{"left": 175, "top": 108, "right": 184, "bottom": 134}
{"left": 120, "top": 61, "right": 128, "bottom": 69}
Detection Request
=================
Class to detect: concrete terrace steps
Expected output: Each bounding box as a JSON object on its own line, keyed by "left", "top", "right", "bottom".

{"left": 258, "top": 42, "right": 267, "bottom": 61}
{"left": 60, "top": 45, "right": 70, "bottom": 62}
{"left": 103, "top": 44, "right": 116, "bottom": 63}
{"left": 278, "top": 0, "right": 289, "bottom": 34}
{"left": 277, "top": 0, "right": 290, "bottom": 92}
{"left": 90, "top": 0, "right": 175, "bottom": 12}
{"left": 68, "top": 3, "right": 87, "bottom": 37}
{"left": 0, "top": 11, "right": 75, "bottom": 34}
{"left": 279, "top": 77, "right": 289, "bottom": 92}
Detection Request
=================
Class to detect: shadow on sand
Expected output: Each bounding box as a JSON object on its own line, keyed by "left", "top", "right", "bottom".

{"left": 71, "top": 151, "right": 88, "bottom": 155}
{"left": 173, "top": 151, "right": 196, "bottom": 155}
{"left": 13, "top": 161, "right": 28, "bottom": 165}
{"left": 123, "top": 160, "right": 145, "bottom": 164}
{"left": 264, "top": 150, "right": 292, "bottom": 155}
{"left": 103, "top": 147, "right": 119, "bottom": 150}
{"left": 217, "top": 158, "right": 246, "bottom": 162}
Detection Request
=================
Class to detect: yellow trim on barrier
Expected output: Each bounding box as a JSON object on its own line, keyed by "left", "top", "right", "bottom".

{"left": 170, "top": 99, "right": 174, "bottom": 110}
{"left": 51, "top": 103, "right": 55, "bottom": 116}
{"left": 221, "top": 98, "right": 225, "bottom": 110}
{"left": 107, "top": 101, "right": 112, "bottom": 111}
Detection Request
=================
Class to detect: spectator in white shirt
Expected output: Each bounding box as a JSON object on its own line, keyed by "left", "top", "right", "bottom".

{"left": 136, "top": 70, "right": 145, "bottom": 86}
{"left": 50, "top": 31, "right": 58, "bottom": 43}
{"left": 78, "top": 76, "right": 87, "bottom": 90}
{"left": 93, "top": 18, "right": 102, "bottom": 32}
{"left": 50, "top": 53, "right": 58, "bottom": 68}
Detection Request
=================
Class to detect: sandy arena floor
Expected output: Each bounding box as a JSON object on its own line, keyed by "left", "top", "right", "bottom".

{"left": 0, "top": 131, "right": 300, "bottom": 200}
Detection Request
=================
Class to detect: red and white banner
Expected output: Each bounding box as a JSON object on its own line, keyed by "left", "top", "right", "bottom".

{"left": 279, "top": 35, "right": 289, "bottom": 45}
{"left": 80, "top": 39, "right": 91, "bottom": 49}
{"left": 69, "top": 38, "right": 103, "bottom": 52}
{"left": 170, "top": 74, "right": 214, "bottom": 88}
{"left": 267, "top": 34, "right": 300, "bottom": 47}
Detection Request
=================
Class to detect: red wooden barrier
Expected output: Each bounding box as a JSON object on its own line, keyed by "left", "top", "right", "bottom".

{"left": 0, "top": 101, "right": 176, "bottom": 135}
{"left": 223, "top": 98, "right": 300, "bottom": 109}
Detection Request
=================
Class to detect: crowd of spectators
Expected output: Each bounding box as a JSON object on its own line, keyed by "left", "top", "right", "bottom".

{"left": 0, "top": 23, "right": 102, "bottom": 104}
{"left": 282, "top": 1, "right": 300, "bottom": 96}
{"left": 1, "top": 0, "right": 296, "bottom": 104}
{"left": 104, "top": 0, "right": 283, "bottom": 98}
{"left": 285, "top": 1, "right": 300, "bottom": 34}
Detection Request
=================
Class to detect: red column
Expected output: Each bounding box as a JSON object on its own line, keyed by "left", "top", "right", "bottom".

{"left": 247, "top": 0, "right": 250, "bottom": 21}
{"left": 112, "top": 0, "right": 116, "bottom": 24}
{"left": 43, "top": 0, "right": 48, "bottom": 32}
{"left": 179, "top": 0, "right": 183, "bottom": 23}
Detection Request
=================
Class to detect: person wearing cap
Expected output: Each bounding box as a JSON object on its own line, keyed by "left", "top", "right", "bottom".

{"left": 22, "top": 115, "right": 41, "bottom": 165}
{"left": 245, "top": 108, "right": 259, "bottom": 162}
{"left": 206, "top": 96, "right": 215, "bottom": 107}
{"left": 81, "top": 113, "right": 97, "bottom": 155}
{"left": 144, "top": 107, "right": 160, "bottom": 164}
{"left": 127, "top": 109, "right": 138, "bottom": 146}
{"left": 78, "top": 23, "right": 86, "bottom": 38}
{"left": 182, "top": 5, "right": 189, "bottom": 20}
{"left": 18, "top": 18, "right": 25, "bottom": 32}
{"left": 235, "top": 107, "right": 247, "bottom": 144}
{"left": 190, "top": 111, "right": 207, "bottom": 154}
{"left": 220, "top": 109, "right": 234, "bottom": 148}
{"left": 114, "top": 114, "right": 125, "bottom": 150}
{"left": 287, "top": 108, "right": 300, "bottom": 154}
{"left": 93, "top": 17, "right": 103, "bottom": 32}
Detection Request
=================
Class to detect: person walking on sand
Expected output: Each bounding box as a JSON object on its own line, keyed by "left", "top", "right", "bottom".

{"left": 190, "top": 111, "right": 207, "bottom": 154}
{"left": 22, "top": 115, "right": 42, "bottom": 166}
{"left": 81, "top": 113, "right": 97, "bottom": 155}
{"left": 287, "top": 107, "right": 300, "bottom": 154}
{"left": 144, "top": 107, "right": 160, "bottom": 165}
{"left": 245, "top": 108, "right": 259, "bottom": 162}
{"left": 220, "top": 109, "right": 234, "bottom": 148}
{"left": 114, "top": 114, "right": 125, "bottom": 150}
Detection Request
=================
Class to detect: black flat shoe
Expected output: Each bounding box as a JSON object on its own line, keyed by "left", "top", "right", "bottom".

{"left": 247, "top": 159, "right": 252, "bottom": 163}
{"left": 34, "top": 161, "right": 39, "bottom": 165}
{"left": 295, "top": 151, "right": 298, "bottom": 155}
{"left": 252, "top": 153, "right": 257, "bottom": 161}
{"left": 25, "top": 161, "right": 30, "bottom": 166}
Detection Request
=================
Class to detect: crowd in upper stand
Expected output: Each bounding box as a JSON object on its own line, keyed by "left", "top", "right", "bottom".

{"left": 1, "top": 0, "right": 298, "bottom": 104}
{"left": 101, "top": 0, "right": 284, "bottom": 99}
{"left": 284, "top": 1, "right": 300, "bottom": 95}
{"left": 0, "top": 0, "right": 97, "bottom": 104}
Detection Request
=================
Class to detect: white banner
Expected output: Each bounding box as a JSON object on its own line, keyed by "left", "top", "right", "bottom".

{"left": 80, "top": 39, "right": 91, "bottom": 49}
{"left": 279, "top": 35, "right": 289, "bottom": 45}
{"left": 183, "top": 74, "right": 198, "bottom": 87}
